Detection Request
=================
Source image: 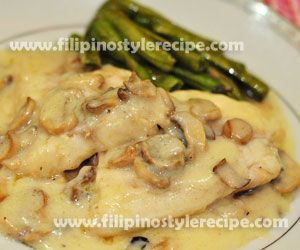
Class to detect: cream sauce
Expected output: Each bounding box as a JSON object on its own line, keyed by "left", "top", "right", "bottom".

{"left": 0, "top": 51, "right": 295, "bottom": 250}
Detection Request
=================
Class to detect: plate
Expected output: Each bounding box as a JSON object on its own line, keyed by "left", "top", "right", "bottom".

{"left": 0, "top": 0, "right": 299, "bottom": 249}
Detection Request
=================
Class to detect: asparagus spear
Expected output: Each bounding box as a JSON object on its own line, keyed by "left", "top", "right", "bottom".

{"left": 147, "top": 30, "right": 264, "bottom": 99}
{"left": 99, "top": 7, "right": 176, "bottom": 72}
{"left": 114, "top": 0, "right": 214, "bottom": 48}
{"left": 113, "top": 0, "right": 269, "bottom": 99}
{"left": 89, "top": 17, "right": 182, "bottom": 91}
{"left": 207, "top": 67, "right": 242, "bottom": 100}
{"left": 237, "top": 72, "right": 270, "bottom": 101}
{"left": 137, "top": 25, "right": 207, "bottom": 72}
{"left": 80, "top": 0, "right": 270, "bottom": 101}
{"left": 88, "top": 18, "right": 152, "bottom": 80}
{"left": 173, "top": 67, "right": 225, "bottom": 93}
{"left": 173, "top": 51, "right": 207, "bottom": 73}
{"left": 206, "top": 53, "right": 269, "bottom": 100}
{"left": 69, "top": 33, "right": 101, "bottom": 71}
{"left": 135, "top": 14, "right": 248, "bottom": 79}
{"left": 142, "top": 65, "right": 183, "bottom": 91}
{"left": 154, "top": 75, "right": 183, "bottom": 91}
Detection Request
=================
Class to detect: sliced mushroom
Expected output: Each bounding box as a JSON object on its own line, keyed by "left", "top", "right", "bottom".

{"left": 3, "top": 75, "right": 13, "bottom": 85}
{"left": 85, "top": 96, "right": 119, "bottom": 114}
{"left": 189, "top": 98, "right": 221, "bottom": 121}
{"left": 117, "top": 88, "right": 131, "bottom": 102}
{"left": 213, "top": 158, "right": 250, "bottom": 189}
{"left": 64, "top": 169, "right": 80, "bottom": 183}
{"left": 273, "top": 150, "right": 300, "bottom": 193}
{"left": 16, "top": 228, "right": 49, "bottom": 244}
{"left": 0, "top": 186, "right": 51, "bottom": 244}
{"left": 62, "top": 71, "right": 105, "bottom": 90}
{"left": 124, "top": 73, "right": 156, "bottom": 98}
{"left": 0, "top": 133, "right": 13, "bottom": 161}
{"left": 171, "top": 111, "right": 206, "bottom": 159}
{"left": 0, "top": 220, "right": 50, "bottom": 244}
{"left": 109, "top": 145, "right": 138, "bottom": 168}
{"left": 0, "top": 75, "right": 13, "bottom": 89}
{"left": 157, "top": 88, "right": 175, "bottom": 113}
{"left": 133, "top": 156, "right": 170, "bottom": 189}
{"left": 204, "top": 124, "right": 216, "bottom": 140}
{"left": 64, "top": 165, "right": 96, "bottom": 203}
{"left": 64, "top": 154, "right": 98, "bottom": 181}
{"left": 233, "top": 188, "right": 258, "bottom": 199}
{"left": 10, "top": 97, "right": 36, "bottom": 131}
{"left": 165, "top": 124, "right": 186, "bottom": 146}
{"left": 128, "top": 236, "right": 150, "bottom": 250}
{"left": 223, "top": 118, "right": 253, "bottom": 145}
{"left": 141, "top": 134, "right": 185, "bottom": 170}
{"left": 32, "top": 189, "right": 48, "bottom": 215}
{"left": 84, "top": 88, "right": 120, "bottom": 115}
{"left": 10, "top": 126, "right": 38, "bottom": 151}
{"left": 152, "top": 238, "right": 170, "bottom": 250}
{"left": 0, "top": 178, "right": 8, "bottom": 203}
{"left": 0, "top": 193, "right": 7, "bottom": 203}
{"left": 85, "top": 71, "right": 105, "bottom": 89}
{"left": 87, "top": 153, "right": 99, "bottom": 167}
{"left": 245, "top": 165, "right": 273, "bottom": 190}
{"left": 40, "top": 89, "right": 80, "bottom": 134}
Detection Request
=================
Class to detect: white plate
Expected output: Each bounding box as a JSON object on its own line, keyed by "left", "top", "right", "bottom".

{"left": 0, "top": 0, "right": 299, "bottom": 249}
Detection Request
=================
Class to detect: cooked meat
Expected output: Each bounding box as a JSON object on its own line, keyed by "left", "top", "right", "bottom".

{"left": 0, "top": 52, "right": 298, "bottom": 248}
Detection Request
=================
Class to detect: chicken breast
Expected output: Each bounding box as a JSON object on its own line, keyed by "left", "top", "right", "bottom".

{"left": 0, "top": 51, "right": 299, "bottom": 248}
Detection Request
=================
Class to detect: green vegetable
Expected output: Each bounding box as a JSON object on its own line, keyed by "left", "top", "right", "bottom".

{"left": 73, "top": 0, "right": 270, "bottom": 102}
{"left": 173, "top": 67, "right": 224, "bottom": 92}
{"left": 69, "top": 33, "right": 101, "bottom": 71}
{"left": 173, "top": 51, "right": 207, "bottom": 73}
{"left": 206, "top": 53, "right": 269, "bottom": 100}
{"left": 88, "top": 18, "right": 151, "bottom": 80}
{"left": 143, "top": 65, "right": 183, "bottom": 91}
{"left": 99, "top": 7, "right": 176, "bottom": 72}
{"left": 154, "top": 74, "right": 183, "bottom": 91}
{"left": 137, "top": 25, "right": 207, "bottom": 72}
{"left": 207, "top": 67, "right": 242, "bottom": 100}
{"left": 237, "top": 72, "right": 269, "bottom": 101}
{"left": 115, "top": 0, "right": 214, "bottom": 48}
{"left": 88, "top": 18, "right": 182, "bottom": 91}
{"left": 111, "top": 0, "right": 268, "bottom": 99}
